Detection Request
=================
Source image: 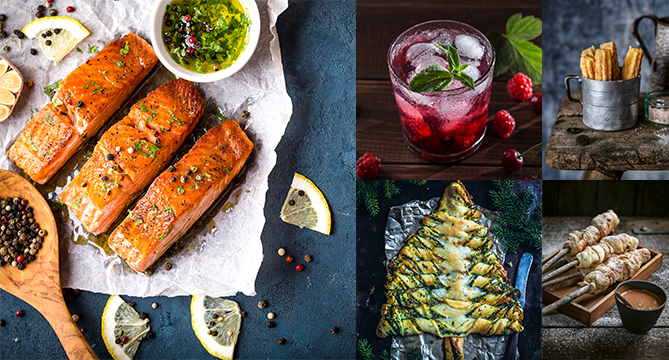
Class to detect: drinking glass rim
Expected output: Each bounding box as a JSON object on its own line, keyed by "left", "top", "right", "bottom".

{"left": 387, "top": 19, "right": 496, "bottom": 96}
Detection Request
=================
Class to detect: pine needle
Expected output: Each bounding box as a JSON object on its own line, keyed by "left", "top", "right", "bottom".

{"left": 489, "top": 180, "right": 542, "bottom": 252}
{"left": 356, "top": 181, "right": 426, "bottom": 216}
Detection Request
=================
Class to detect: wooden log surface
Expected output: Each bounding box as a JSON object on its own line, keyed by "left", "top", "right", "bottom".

{"left": 542, "top": 216, "right": 669, "bottom": 360}
{"left": 545, "top": 92, "right": 669, "bottom": 171}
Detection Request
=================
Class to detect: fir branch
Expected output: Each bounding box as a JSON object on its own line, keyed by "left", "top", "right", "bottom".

{"left": 379, "top": 350, "right": 392, "bottom": 360}
{"left": 357, "top": 339, "right": 376, "bottom": 360}
{"left": 356, "top": 181, "right": 426, "bottom": 216}
{"left": 490, "top": 180, "right": 542, "bottom": 252}
{"left": 406, "top": 347, "right": 422, "bottom": 360}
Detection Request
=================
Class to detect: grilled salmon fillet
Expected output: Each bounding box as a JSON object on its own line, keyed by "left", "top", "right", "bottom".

{"left": 108, "top": 120, "right": 253, "bottom": 271}
{"left": 8, "top": 33, "right": 157, "bottom": 184}
{"left": 59, "top": 79, "right": 205, "bottom": 235}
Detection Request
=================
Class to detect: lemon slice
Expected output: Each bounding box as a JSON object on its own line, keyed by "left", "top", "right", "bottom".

{"left": 280, "top": 173, "right": 331, "bottom": 235}
{"left": 191, "top": 295, "right": 242, "bottom": 360}
{"left": 22, "top": 16, "right": 90, "bottom": 63}
{"left": 101, "top": 295, "right": 151, "bottom": 360}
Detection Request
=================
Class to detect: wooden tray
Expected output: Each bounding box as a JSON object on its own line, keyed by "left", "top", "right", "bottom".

{"left": 541, "top": 245, "right": 663, "bottom": 325}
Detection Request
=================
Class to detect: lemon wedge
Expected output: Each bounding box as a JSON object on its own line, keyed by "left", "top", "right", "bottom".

{"left": 191, "top": 295, "right": 242, "bottom": 360}
{"left": 101, "top": 295, "right": 150, "bottom": 360}
{"left": 280, "top": 173, "right": 331, "bottom": 235}
{"left": 22, "top": 16, "right": 90, "bottom": 63}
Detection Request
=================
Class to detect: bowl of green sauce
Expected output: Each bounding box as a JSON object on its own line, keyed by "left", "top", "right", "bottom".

{"left": 150, "top": 0, "right": 260, "bottom": 82}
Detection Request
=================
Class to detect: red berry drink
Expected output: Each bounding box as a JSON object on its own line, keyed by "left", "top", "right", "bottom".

{"left": 388, "top": 20, "right": 495, "bottom": 162}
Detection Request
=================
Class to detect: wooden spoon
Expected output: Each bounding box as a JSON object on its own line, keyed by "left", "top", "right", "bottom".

{"left": 0, "top": 170, "right": 97, "bottom": 360}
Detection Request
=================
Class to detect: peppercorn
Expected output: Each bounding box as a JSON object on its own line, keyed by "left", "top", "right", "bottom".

{"left": 304, "top": 254, "right": 312, "bottom": 262}
{"left": 180, "top": 176, "right": 187, "bottom": 183}
{"left": 164, "top": 262, "right": 172, "bottom": 271}
{"left": 277, "top": 338, "right": 286, "bottom": 345}
{"left": 36, "top": 11, "right": 44, "bottom": 18}
{"left": 0, "top": 15, "right": 6, "bottom": 22}
{"left": 45, "top": 40, "right": 52, "bottom": 46}
{"left": 211, "top": 330, "right": 218, "bottom": 336}
{"left": 195, "top": 175, "right": 202, "bottom": 181}
{"left": 37, "top": 5, "right": 45, "bottom": 11}
{"left": 289, "top": 200, "right": 296, "bottom": 206}
{"left": 285, "top": 255, "right": 294, "bottom": 263}
{"left": 26, "top": 80, "right": 34, "bottom": 88}
{"left": 106, "top": 154, "right": 114, "bottom": 161}
{"left": 49, "top": 9, "right": 57, "bottom": 16}
{"left": 147, "top": 332, "right": 155, "bottom": 339}
{"left": 152, "top": 302, "right": 158, "bottom": 309}
{"left": 66, "top": 6, "right": 75, "bottom": 12}
{"left": 54, "top": 28, "right": 61, "bottom": 34}
{"left": 77, "top": 100, "right": 84, "bottom": 108}
{"left": 0, "top": 319, "right": 5, "bottom": 326}
{"left": 185, "top": 169, "right": 192, "bottom": 175}
{"left": 168, "top": 165, "right": 176, "bottom": 172}
{"left": 15, "top": 310, "right": 24, "bottom": 317}
{"left": 80, "top": 328, "right": 86, "bottom": 333}
{"left": 298, "top": 190, "right": 305, "bottom": 196}
{"left": 139, "top": 312, "right": 148, "bottom": 320}
{"left": 45, "top": 30, "right": 52, "bottom": 37}
{"left": 241, "top": 110, "right": 250, "bottom": 118}
{"left": 209, "top": 320, "right": 215, "bottom": 326}
{"left": 240, "top": 311, "right": 247, "bottom": 317}
{"left": 128, "top": 148, "right": 134, "bottom": 154}
{"left": 72, "top": 314, "right": 79, "bottom": 322}
{"left": 101, "top": 175, "right": 109, "bottom": 182}
{"left": 128, "top": 302, "right": 136, "bottom": 307}
{"left": 0, "top": 31, "right": 6, "bottom": 39}
{"left": 190, "top": 166, "right": 198, "bottom": 173}
{"left": 266, "top": 321, "right": 276, "bottom": 328}
{"left": 217, "top": 316, "right": 224, "bottom": 323}
{"left": 170, "top": 177, "right": 176, "bottom": 182}
{"left": 30, "top": 48, "right": 37, "bottom": 55}
{"left": 295, "top": 264, "right": 304, "bottom": 272}
{"left": 2, "top": 46, "right": 9, "bottom": 52}
{"left": 330, "top": 326, "right": 339, "bottom": 334}
{"left": 121, "top": 336, "right": 129, "bottom": 344}
{"left": 278, "top": 248, "right": 286, "bottom": 256}
{"left": 115, "top": 146, "right": 121, "bottom": 152}
{"left": 115, "top": 338, "right": 121, "bottom": 344}
{"left": 267, "top": 312, "right": 275, "bottom": 319}
{"left": 258, "top": 300, "right": 268, "bottom": 309}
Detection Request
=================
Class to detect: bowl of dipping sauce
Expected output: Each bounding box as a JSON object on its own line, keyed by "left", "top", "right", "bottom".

{"left": 150, "top": 0, "right": 261, "bottom": 83}
{"left": 615, "top": 280, "right": 666, "bottom": 334}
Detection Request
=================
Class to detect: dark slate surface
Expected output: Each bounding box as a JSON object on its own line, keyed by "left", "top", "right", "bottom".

{"left": 0, "top": 0, "right": 356, "bottom": 358}
{"left": 542, "top": 0, "right": 669, "bottom": 180}
{"left": 356, "top": 181, "right": 542, "bottom": 360}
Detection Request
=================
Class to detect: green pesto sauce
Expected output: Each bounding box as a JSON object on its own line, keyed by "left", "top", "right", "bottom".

{"left": 162, "top": 0, "right": 251, "bottom": 74}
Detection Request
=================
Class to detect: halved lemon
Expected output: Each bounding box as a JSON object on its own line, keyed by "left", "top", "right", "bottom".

{"left": 280, "top": 173, "right": 331, "bottom": 235}
{"left": 191, "top": 295, "right": 242, "bottom": 360}
{"left": 22, "top": 16, "right": 90, "bottom": 63}
{"left": 101, "top": 295, "right": 150, "bottom": 360}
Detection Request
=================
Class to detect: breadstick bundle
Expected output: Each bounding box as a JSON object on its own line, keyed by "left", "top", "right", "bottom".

{"left": 580, "top": 41, "right": 643, "bottom": 81}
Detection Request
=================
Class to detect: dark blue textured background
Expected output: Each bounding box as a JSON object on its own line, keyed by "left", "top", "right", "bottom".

{"left": 0, "top": 0, "right": 356, "bottom": 358}
{"left": 542, "top": 0, "right": 669, "bottom": 179}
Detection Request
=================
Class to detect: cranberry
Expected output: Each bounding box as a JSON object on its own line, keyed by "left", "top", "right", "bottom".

{"left": 47, "top": 0, "right": 54, "bottom": 3}
{"left": 187, "top": 47, "right": 194, "bottom": 54}
{"left": 66, "top": 6, "right": 75, "bottom": 12}
{"left": 183, "top": 14, "right": 191, "bottom": 22}
{"left": 16, "top": 255, "right": 24, "bottom": 262}
{"left": 15, "top": 310, "right": 24, "bottom": 317}
{"left": 80, "top": 328, "right": 87, "bottom": 333}
{"left": 21, "top": 199, "right": 27, "bottom": 205}
{"left": 21, "top": 210, "right": 26, "bottom": 215}
{"left": 295, "top": 264, "right": 304, "bottom": 272}
{"left": 188, "top": 36, "right": 196, "bottom": 44}
{"left": 285, "top": 255, "right": 294, "bottom": 263}
{"left": 121, "top": 336, "right": 129, "bottom": 344}
{"left": 502, "top": 149, "right": 523, "bottom": 172}
{"left": 530, "top": 93, "right": 542, "bottom": 114}
{"left": 522, "top": 175, "right": 538, "bottom": 180}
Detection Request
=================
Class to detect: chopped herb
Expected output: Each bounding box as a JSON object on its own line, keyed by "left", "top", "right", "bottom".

{"left": 120, "top": 41, "right": 130, "bottom": 55}
{"left": 91, "top": 88, "right": 103, "bottom": 95}
{"left": 167, "top": 109, "right": 185, "bottom": 125}
{"left": 146, "top": 109, "right": 158, "bottom": 123}
{"left": 158, "top": 226, "right": 174, "bottom": 241}
{"left": 159, "top": 127, "right": 166, "bottom": 133}
{"left": 151, "top": 204, "right": 161, "bottom": 214}
{"left": 212, "top": 110, "right": 227, "bottom": 121}
{"left": 84, "top": 83, "right": 89, "bottom": 89}
{"left": 88, "top": 81, "right": 99, "bottom": 87}
{"left": 45, "top": 113, "right": 53, "bottom": 125}
{"left": 177, "top": 186, "right": 185, "bottom": 195}
{"left": 164, "top": 206, "right": 173, "bottom": 213}
{"left": 84, "top": 151, "right": 93, "bottom": 157}
{"left": 123, "top": 108, "right": 130, "bottom": 116}
{"left": 133, "top": 140, "right": 160, "bottom": 160}
{"left": 224, "top": 167, "right": 231, "bottom": 175}
{"left": 246, "top": 190, "right": 250, "bottom": 193}
{"left": 76, "top": 47, "right": 82, "bottom": 54}
{"left": 73, "top": 195, "right": 82, "bottom": 210}
{"left": 44, "top": 80, "right": 61, "bottom": 98}
{"left": 204, "top": 173, "right": 211, "bottom": 178}
{"left": 116, "top": 61, "right": 124, "bottom": 67}
{"left": 43, "top": 151, "right": 50, "bottom": 156}
{"left": 65, "top": 93, "right": 70, "bottom": 100}
{"left": 144, "top": 224, "right": 148, "bottom": 230}
{"left": 190, "top": 185, "right": 197, "bottom": 189}
{"left": 88, "top": 44, "right": 99, "bottom": 54}
{"left": 53, "top": 96, "right": 63, "bottom": 107}
{"left": 100, "top": 146, "right": 110, "bottom": 156}
{"left": 127, "top": 209, "right": 136, "bottom": 221}
{"left": 104, "top": 181, "right": 121, "bottom": 189}
{"left": 139, "top": 101, "right": 148, "bottom": 112}
{"left": 103, "top": 70, "right": 108, "bottom": 74}
{"left": 26, "top": 135, "right": 39, "bottom": 152}
{"left": 135, "top": 220, "right": 143, "bottom": 226}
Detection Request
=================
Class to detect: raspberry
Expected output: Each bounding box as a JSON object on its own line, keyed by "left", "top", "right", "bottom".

{"left": 356, "top": 153, "right": 381, "bottom": 180}
{"left": 491, "top": 110, "right": 516, "bottom": 138}
{"left": 530, "top": 93, "right": 542, "bottom": 114}
{"left": 507, "top": 73, "right": 533, "bottom": 101}
{"left": 402, "top": 117, "right": 431, "bottom": 142}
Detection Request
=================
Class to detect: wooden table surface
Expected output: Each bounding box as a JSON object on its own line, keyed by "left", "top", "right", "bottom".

{"left": 542, "top": 216, "right": 669, "bottom": 360}
{"left": 356, "top": 0, "right": 542, "bottom": 180}
{"left": 546, "top": 93, "right": 669, "bottom": 177}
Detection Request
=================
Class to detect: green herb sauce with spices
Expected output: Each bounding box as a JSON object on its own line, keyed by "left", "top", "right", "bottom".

{"left": 162, "top": 0, "right": 251, "bottom": 74}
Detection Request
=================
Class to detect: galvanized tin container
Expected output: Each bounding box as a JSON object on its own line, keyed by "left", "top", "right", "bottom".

{"left": 564, "top": 75, "right": 641, "bottom": 131}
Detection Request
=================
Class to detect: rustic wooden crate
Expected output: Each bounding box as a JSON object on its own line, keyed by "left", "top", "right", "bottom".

{"left": 542, "top": 245, "right": 663, "bottom": 325}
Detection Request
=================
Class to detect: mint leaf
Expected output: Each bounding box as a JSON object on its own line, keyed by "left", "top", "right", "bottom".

{"left": 409, "top": 65, "right": 453, "bottom": 93}
{"left": 488, "top": 13, "right": 542, "bottom": 83}
{"left": 453, "top": 72, "right": 475, "bottom": 91}
{"left": 506, "top": 14, "right": 542, "bottom": 41}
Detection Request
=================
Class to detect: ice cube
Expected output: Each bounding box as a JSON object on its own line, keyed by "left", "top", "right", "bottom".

{"left": 461, "top": 62, "right": 480, "bottom": 82}
{"left": 455, "top": 34, "right": 484, "bottom": 60}
{"left": 433, "top": 96, "right": 474, "bottom": 124}
{"left": 414, "top": 56, "right": 449, "bottom": 74}
{"left": 432, "top": 33, "right": 453, "bottom": 48}
{"left": 394, "top": 93, "right": 424, "bottom": 123}
{"left": 405, "top": 42, "right": 438, "bottom": 65}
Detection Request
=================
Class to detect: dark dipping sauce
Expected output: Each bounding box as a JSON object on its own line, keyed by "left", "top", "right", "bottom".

{"left": 620, "top": 289, "right": 664, "bottom": 310}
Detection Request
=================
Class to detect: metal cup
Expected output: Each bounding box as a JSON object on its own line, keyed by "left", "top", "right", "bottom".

{"left": 564, "top": 75, "right": 641, "bottom": 131}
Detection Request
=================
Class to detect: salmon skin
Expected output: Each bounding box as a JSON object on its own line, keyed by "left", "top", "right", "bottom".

{"left": 59, "top": 79, "right": 205, "bottom": 235}
{"left": 108, "top": 120, "right": 253, "bottom": 272}
{"left": 8, "top": 33, "right": 158, "bottom": 184}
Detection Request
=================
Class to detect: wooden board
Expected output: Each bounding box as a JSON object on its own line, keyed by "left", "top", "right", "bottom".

{"left": 541, "top": 245, "right": 663, "bottom": 325}
{"left": 545, "top": 92, "right": 669, "bottom": 171}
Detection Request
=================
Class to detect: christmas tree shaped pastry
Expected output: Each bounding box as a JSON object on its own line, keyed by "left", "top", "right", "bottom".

{"left": 376, "top": 182, "right": 524, "bottom": 348}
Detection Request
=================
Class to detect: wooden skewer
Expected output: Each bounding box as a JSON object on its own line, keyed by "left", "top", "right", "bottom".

{"left": 542, "top": 271, "right": 580, "bottom": 288}
{"left": 616, "top": 292, "right": 634, "bottom": 308}
{"left": 543, "top": 260, "right": 578, "bottom": 282}
{"left": 542, "top": 285, "right": 591, "bottom": 315}
{"left": 542, "top": 248, "right": 569, "bottom": 273}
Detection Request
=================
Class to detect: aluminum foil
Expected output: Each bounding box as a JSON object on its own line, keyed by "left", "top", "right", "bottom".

{"left": 384, "top": 196, "right": 509, "bottom": 360}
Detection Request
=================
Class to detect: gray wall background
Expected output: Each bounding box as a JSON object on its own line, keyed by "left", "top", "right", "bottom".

{"left": 542, "top": 0, "right": 669, "bottom": 179}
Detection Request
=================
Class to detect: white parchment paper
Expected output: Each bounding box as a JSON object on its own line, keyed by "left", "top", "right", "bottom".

{"left": 0, "top": 0, "right": 292, "bottom": 297}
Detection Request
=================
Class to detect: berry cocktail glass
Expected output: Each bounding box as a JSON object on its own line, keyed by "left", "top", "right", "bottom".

{"left": 388, "top": 20, "right": 495, "bottom": 162}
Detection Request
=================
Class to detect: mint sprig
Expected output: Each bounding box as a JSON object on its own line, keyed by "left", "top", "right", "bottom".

{"left": 488, "top": 13, "right": 542, "bottom": 83}
{"left": 409, "top": 44, "right": 475, "bottom": 93}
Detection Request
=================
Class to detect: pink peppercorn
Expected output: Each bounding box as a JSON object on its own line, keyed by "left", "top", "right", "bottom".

{"left": 295, "top": 264, "right": 304, "bottom": 272}
{"left": 188, "top": 36, "right": 196, "bottom": 44}
{"left": 183, "top": 14, "right": 191, "bottom": 22}
{"left": 66, "top": 6, "right": 74, "bottom": 12}
{"left": 15, "top": 310, "right": 24, "bottom": 317}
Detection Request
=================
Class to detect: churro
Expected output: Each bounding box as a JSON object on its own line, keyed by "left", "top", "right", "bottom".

{"left": 582, "top": 45, "right": 596, "bottom": 59}
{"left": 580, "top": 55, "right": 595, "bottom": 79}
{"left": 621, "top": 46, "right": 643, "bottom": 80}
{"left": 594, "top": 49, "right": 612, "bottom": 81}
{"left": 600, "top": 42, "right": 620, "bottom": 80}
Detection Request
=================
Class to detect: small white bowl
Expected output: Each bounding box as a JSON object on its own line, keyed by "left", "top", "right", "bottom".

{"left": 149, "top": 0, "right": 261, "bottom": 83}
